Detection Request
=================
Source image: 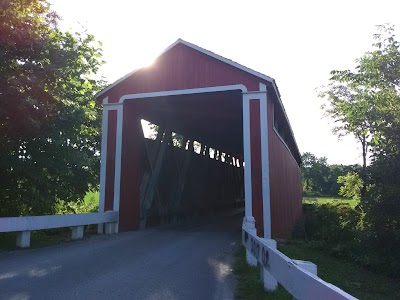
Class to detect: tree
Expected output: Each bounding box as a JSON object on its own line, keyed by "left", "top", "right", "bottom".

{"left": 300, "top": 152, "right": 361, "bottom": 196}
{"left": 320, "top": 24, "right": 400, "bottom": 276}
{"left": 328, "top": 164, "right": 362, "bottom": 196}
{"left": 300, "top": 152, "right": 330, "bottom": 195}
{"left": 319, "top": 24, "right": 400, "bottom": 195}
{"left": 337, "top": 172, "right": 363, "bottom": 201}
{"left": 0, "top": 0, "right": 105, "bottom": 216}
{"left": 320, "top": 82, "right": 371, "bottom": 172}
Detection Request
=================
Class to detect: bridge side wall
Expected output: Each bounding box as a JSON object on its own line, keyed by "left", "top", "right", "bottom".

{"left": 267, "top": 95, "right": 302, "bottom": 239}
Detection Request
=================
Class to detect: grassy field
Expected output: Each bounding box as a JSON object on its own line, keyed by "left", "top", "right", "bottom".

{"left": 303, "top": 196, "right": 359, "bottom": 208}
{"left": 234, "top": 243, "right": 400, "bottom": 300}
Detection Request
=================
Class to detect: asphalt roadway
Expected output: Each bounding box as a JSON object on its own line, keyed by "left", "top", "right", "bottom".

{"left": 0, "top": 215, "right": 242, "bottom": 300}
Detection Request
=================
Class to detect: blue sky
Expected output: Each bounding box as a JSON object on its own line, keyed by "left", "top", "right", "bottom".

{"left": 50, "top": 0, "right": 400, "bottom": 165}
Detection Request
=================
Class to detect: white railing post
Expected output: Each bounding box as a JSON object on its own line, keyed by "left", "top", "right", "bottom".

{"left": 104, "top": 222, "right": 115, "bottom": 234}
{"left": 292, "top": 260, "right": 318, "bottom": 300}
{"left": 16, "top": 231, "right": 31, "bottom": 248}
{"left": 243, "top": 217, "right": 258, "bottom": 266}
{"left": 242, "top": 91, "right": 258, "bottom": 267}
{"left": 260, "top": 238, "right": 278, "bottom": 291}
{"left": 71, "top": 226, "right": 84, "bottom": 240}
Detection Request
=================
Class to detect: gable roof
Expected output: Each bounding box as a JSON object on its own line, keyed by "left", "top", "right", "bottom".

{"left": 96, "top": 38, "right": 280, "bottom": 98}
{"left": 96, "top": 39, "right": 300, "bottom": 162}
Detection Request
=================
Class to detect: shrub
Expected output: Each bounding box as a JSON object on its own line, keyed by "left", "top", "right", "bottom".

{"left": 303, "top": 203, "right": 361, "bottom": 244}
{"left": 300, "top": 199, "right": 400, "bottom": 278}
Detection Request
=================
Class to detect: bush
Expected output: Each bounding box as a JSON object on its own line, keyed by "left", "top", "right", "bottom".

{"left": 303, "top": 203, "right": 361, "bottom": 243}
{"left": 360, "top": 154, "right": 400, "bottom": 277}
{"left": 55, "top": 191, "right": 99, "bottom": 214}
{"left": 299, "top": 200, "right": 400, "bottom": 278}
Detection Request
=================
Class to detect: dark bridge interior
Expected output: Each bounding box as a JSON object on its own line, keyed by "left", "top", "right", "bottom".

{"left": 127, "top": 90, "right": 245, "bottom": 228}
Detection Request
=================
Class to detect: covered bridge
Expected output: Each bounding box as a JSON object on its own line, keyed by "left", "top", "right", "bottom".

{"left": 95, "top": 39, "right": 302, "bottom": 239}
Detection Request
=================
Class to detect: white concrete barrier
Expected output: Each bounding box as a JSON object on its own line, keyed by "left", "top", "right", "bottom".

{"left": 242, "top": 226, "right": 358, "bottom": 300}
{"left": 0, "top": 211, "right": 118, "bottom": 248}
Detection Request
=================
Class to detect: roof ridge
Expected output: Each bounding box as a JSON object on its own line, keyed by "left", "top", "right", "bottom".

{"left": 177, "top": 38, "right": 274, "bottom": 82}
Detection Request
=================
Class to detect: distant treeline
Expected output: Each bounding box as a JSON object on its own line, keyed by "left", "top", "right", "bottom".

{"left": 300, "top": 152, "right": 361, "bottom": 197}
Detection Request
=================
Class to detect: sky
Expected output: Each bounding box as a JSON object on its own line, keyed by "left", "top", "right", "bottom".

{"left": 50, "top": 0, "right": 400, "bottom": 165}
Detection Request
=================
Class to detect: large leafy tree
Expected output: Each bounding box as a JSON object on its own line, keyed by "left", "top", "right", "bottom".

{"left": 319, "top": 24, "right": 400, "bottom": 194}
{"left": 301, "top": 152, "right": 330, "bottom": 195}
{"left": 0, "top": 0, "right": 105, "bottom": 216}
{"left": 320, "top": 24, "right": 400, "bottom": 275}
{"left": 300, "top": 152, "right": 360, "bottom": 196}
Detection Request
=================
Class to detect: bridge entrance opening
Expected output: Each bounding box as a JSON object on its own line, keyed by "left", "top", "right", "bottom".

{"left": 118, "top": 89, "right": 245, "bottom": 230}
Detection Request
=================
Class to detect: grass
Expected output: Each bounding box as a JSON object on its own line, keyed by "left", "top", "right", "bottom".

{"left": 233, "top": 247, "right": 291, "bottom": 300}
{"left": 234, "top": 242, "right": 400, "bottom": 300}
{"left": 0, "top": 229, "right": 73, "bottom": 252}
{"left": 303, "top": 196, "right": 359, "bottom": 208}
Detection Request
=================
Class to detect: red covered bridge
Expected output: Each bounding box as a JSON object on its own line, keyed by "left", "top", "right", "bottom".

{"left": 95, "top": 39, "right": 302, "bottom": 239}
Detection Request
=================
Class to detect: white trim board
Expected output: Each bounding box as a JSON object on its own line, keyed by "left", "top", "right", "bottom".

{"left": 98, "top": 97, "right": 109, "bottom": 214}
{"left": 242, "top": 94, "right": 253, "bottom": 222}
{"left": 111, "top": 85, "right": 249, "bottom": 233}
{"left": 119, "top": 84, "right": 247, "bottom": 103}
{"left": 259, "top": 83, "right": 271, "bottom": 239}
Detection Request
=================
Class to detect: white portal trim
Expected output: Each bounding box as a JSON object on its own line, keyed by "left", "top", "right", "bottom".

{"left": 99, "top": 97, "right": 109, "bottom": 214}
{"left": 112, "top": 106, "right": 123, "bottom": 233}
{"left": 98, "top": 97, "right": 109, "bottom": 234}
{"left": 259, "top": 83, "right": 271, "bottom": 238}
{"left": 110, "top": 85, "right": 248, "bottom": 233}
{"left": 242, "top": 89, "right": 258, "bottom": 264}
{"left": 118, "top": 84, "right": 247, "bottom": 103}
{"left": 242, "top": 94, "right": 253, "bottom": 225}
{"left": 103, "top": 104, "right": 121, "bottom": 110}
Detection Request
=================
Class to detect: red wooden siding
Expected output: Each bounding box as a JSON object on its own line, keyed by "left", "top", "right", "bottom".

{"left": 104, "top": 110, "right": 117, "bottom": 211}
{"left": 118, "top": 102, "right": 144, "bottom": 230}
{"left": 249, "top": 99, "right": 264, "bottom": 236}
{"left": 267, "top": 97, "right": 302, "bottom": 239}
{"left": 101, "top": 44, "right": 261, "bottom": 103}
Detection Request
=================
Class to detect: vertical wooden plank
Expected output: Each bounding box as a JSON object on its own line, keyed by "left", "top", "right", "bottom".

{"left": 250, "top": 99, "right": 264, "bottom": 237}
{"left": 104, "top": 110, "right": 117, "bottom": 211}
{"left": 267, "top": 97, "right": 302, "bottom": 238}
{"left": 119, "top": 102, "right": 143, "bottom": 230}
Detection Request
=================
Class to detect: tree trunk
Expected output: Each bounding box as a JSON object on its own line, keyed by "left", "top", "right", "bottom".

{"left": 360, "top": 137, "right": 367, "bottom": 198}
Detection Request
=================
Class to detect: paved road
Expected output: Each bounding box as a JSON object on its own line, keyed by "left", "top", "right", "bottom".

{"left": 0, "top": 215, "right": 242, "bottom": 300}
